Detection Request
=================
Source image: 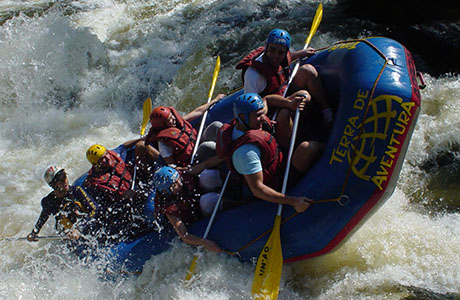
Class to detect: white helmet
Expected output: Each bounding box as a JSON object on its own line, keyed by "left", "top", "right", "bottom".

{"left": 44, "top": 165, "right": 64, "bottom": 186}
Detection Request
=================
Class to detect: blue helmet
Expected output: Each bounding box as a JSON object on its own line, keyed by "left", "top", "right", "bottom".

{"left": 233, "top": 93, "right": 265, "bottom": 126}
{"left": 153, "top": 166, "right": 179, "bottom": 195}
{"left": 266, "top": 29, "right": 291, "bottom": 50}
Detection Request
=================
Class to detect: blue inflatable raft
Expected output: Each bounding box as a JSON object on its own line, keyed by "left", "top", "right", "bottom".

{"left": 87, "top": 37, "right": 422, "bottom": 274}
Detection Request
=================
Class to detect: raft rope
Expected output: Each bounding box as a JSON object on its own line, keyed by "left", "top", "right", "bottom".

{"left": 230, "top": 38, "right": 391, "bottom": 257}
{"left": 331, "top": 38, "right": 389, "bottom": 201}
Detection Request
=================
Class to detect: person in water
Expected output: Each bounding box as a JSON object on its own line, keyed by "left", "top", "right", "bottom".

{"left": 152, "top": 166, "right": 222, "bottom": 252}
{"left": 236, "top": 28, "right": 333, "bottom": 147}
{"left": 27, "top": 166, "right": 99, "bottom": 242}
{"left": 135, "top": 94, "right": 225, "bottom": 169}
{"left": 215, "top": 93, "right": 320, "bottom": 212}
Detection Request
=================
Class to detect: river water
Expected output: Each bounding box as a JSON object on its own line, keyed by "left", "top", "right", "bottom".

{"left": 1, "top": 0, "right": 459, "bottom": 299}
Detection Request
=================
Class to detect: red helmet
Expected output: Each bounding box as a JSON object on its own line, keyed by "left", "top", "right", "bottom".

{"left": 150, "top": 106, "right": 171, "bottom": 128}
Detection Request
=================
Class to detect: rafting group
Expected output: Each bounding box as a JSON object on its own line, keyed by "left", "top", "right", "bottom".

{"left": 27, "top": 28, "right": 334, "bottom": 254}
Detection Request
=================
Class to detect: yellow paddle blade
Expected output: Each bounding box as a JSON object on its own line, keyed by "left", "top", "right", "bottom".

{"left": 140, "top": 97, "right": 152, "bottom": 136}
{"left": 185, "top": 255, "right": 198, "bottom": 281}
{"left": 305, "top": 3, "right": 323, "bottom": 47}
{"left": 251, "top": 215, "right": 283, "bottom": 300}
{"left": 207, "top": 56, "right": 221, "bottom": 99}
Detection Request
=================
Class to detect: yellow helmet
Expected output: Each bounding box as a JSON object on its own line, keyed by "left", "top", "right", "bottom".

{"left": 86, "top": 144, "right": 106, "bottom": 165}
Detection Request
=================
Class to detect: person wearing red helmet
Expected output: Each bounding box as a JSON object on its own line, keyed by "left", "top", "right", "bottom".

{"left": 149, "top": 105, "right": 198, "bottom": 167}
{"left": 135, "top": 93, "right": 225, "bottom": 170}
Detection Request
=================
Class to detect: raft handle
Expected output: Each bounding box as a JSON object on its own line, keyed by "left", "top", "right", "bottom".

{"left": 338, "top": 195, "right": 350, "bottom": 206}
{"left": 416, "top": 71, "right": 426, "bottom": 90}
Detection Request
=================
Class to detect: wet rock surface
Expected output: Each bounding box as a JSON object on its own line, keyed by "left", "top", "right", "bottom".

{"left": 338, "top": 0, "right": 460, "bottom": 75}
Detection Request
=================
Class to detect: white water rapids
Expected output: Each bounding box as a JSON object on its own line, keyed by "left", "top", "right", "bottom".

{"left": 1, "top": 1, "right": 459, "bottom": 299}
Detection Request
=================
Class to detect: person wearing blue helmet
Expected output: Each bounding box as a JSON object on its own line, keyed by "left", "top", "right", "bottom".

{"left": 236, "top": 29, "right": 313, "bottom": 98}
{"left": 152, "top": 166, "right": 223, "bottom": 252}
{"left": 236, "top": 28, "right": 333, "bottom": 147}
{"left": 215, "top": 93, "right": 320, "bottom": 213}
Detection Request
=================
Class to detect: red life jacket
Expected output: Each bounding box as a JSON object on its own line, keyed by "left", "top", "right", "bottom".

{"left": 155, "top": 107, "right": 198, "bottom": 167}
{"left": 216, "top": 116, "right": 284, "bottom": 190}
{"left": 85, "top": 150, "right": 133, "bottom": 197}
{"left": 144, "top": 127, "right": 159, "bottom": 148}
{"left": 235, "top": 46, "right": 292, "bottom": 97}
{"left": 155, "top": 171, "right": 201, "bottom": 223}
{"left": 144, "top": 106, "right": 183, "bottom": 146}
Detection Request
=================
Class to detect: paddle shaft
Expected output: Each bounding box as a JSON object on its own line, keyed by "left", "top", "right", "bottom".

{"left": 131, "top": 97, "right": 153, "bottom": 190}
{"left": 252, "top": 5, "right": 324, "bottom": 299}
{"left": 286, "top": 2, "right": 323, "bottom": 93}
{"left": 272, "top": 3, "right": 323, "bottom": 121}
{"left": 184, "top": 171, "right": 230, "bottom": 282}
{"left": 184, "top": 56, "right": 222, "bottom": 282}
{"left": 203, "top": 171, "right": 230, "bottom": 238}
{"left": 276, "top": 3, "right": 323, "bottom": 216}
{"left": 190, "top": 56, "right": 221, "bottom": 165}
{"left": 1, "top": 235, "right": 65, "bottom": 241}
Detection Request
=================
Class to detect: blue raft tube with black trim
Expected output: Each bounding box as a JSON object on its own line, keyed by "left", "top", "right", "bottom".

{"left": 77, "top": 37, "right": 422, "bottom": 275}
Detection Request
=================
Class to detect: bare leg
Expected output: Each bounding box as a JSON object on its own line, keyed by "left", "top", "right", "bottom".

{"left": 275, "top": 108, "right": 293, "bottom": 150}
{"left": 275, "top": 90, "right": 311, "bottom": 149}
{"left": 135, "top": 141, "right": 159, "bottom": 163}
{"left": 292, "top": 140, "right": 324, "bottom": 172}
{"left": 293, "top": 64, "right": 330, "bottom": 110}
{"left": 201, "top": 121, "right": 223, "bottom": 142}
{"left": 194, "top": 141, "right": 217, "bottom": 164}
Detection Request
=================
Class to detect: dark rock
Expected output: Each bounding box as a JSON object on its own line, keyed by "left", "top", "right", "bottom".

{"left": 338, "top": 0, "right": 460, "bottom": 75}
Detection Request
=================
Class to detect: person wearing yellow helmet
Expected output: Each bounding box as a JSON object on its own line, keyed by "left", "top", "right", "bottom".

{"left": 84, "top": 141, "right": 138, "bottom": 199}
{"left": 86, "top": 144, "right": 107, "bottom": 165}
{"left": 83, "top": 138, "right": 153, "bottom": 240}
{"left": 27, "top": 166, "right": 99, "bottom": 242}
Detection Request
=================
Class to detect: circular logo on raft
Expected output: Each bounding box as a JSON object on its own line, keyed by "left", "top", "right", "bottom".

{"left": 329, "top": 90, "right": 417, "bottom": 190}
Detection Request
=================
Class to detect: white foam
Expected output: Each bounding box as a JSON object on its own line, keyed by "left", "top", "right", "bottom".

{"left": 1, "top": 0, "right": 459, "bottom": 299}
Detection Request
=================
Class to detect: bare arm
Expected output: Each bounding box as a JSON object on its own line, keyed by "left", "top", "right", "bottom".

{"left": 166, "top": 214, "right": 222, "bottom": 252}
{"left": 264, "top": 94, "right": 293, "bottom": 110}
{"left": 243, "top": 171, "right": 311, "bottom": 213}
{"left": 185, "top": 155, "right": 225, "bottom": 176}
{"left": 183, "top": 94, "right": 225, "bottom": 122}
{"left": 264, "top": 91, "right": 309, "bottom": 111}
{"left": 291, "top": 47, "right": 316, "bottom": 61}
{"left": 163, "top": 156, "right": 176, "bottom": 165}
{"left": 122, "top": 137, "right": 144, "bottom": 149}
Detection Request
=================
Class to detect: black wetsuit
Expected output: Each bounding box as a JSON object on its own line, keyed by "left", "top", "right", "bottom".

{"left": 32, "top": 186, "right": 98, "bottom": 235}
